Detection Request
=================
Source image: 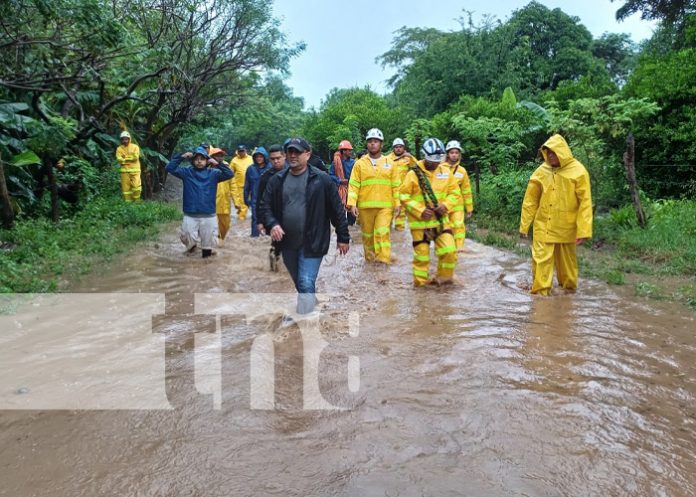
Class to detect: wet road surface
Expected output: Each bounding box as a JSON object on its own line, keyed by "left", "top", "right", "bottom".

{"left": 1, "top": 220, "right": 695, "bottom": 497}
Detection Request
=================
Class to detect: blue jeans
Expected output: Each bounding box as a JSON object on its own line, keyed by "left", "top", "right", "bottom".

{"left": 250, "top": 205, "right": 260, "bottom": 237}
{"left": 282, "top": 248, "right": 322, "bottom": 314}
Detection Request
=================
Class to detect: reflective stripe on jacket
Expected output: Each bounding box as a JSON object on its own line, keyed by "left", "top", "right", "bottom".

{"left": 347, "top": 155, "right": 400, "bottom": 209}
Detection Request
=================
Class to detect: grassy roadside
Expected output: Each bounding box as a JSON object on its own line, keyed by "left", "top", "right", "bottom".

{"left": 468, "top": 199, "right": 696, "bottom": 311}
{"left": 0, "top": 197, "right": 180, "bottom": 292}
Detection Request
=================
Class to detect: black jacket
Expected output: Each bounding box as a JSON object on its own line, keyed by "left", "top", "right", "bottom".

{"left": 255, "top": 165, "right": 287, "bottom": 214}
{"left": 259, "top": 166, "right": 350, "bottom": 257}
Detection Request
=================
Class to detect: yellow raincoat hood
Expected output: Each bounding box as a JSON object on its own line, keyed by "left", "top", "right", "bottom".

{"left": 540, "top": 134, "right": 575, "bottom": 168}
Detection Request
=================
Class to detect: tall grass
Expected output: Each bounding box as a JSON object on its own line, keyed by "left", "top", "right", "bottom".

{"left": 0, "top": 197, "right": 180, "bottom": 292}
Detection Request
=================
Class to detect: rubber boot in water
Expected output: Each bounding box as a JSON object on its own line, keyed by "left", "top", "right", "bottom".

{"left": 269, "top": 247, "right": 277, "bottom": 271}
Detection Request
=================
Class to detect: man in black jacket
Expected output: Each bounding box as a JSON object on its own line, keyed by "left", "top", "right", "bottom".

{"left": 259, "top": 137, "right": 350, "bottom": 314}
{"left": 256, "top": 144, "right": 287, "bottom": 271}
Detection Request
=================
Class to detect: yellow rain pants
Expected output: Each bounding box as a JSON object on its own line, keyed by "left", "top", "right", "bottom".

{"left": 358, "top": 208, "right": 394, "bottom": 263}
{"left": 531, "top": 240, "right": 578, "bottom": 295}
{"left": 116, "top": 142, "right": 142, "bottom": 202}
{"left": 231, "top": 153, "right": 253, "bottom": 220}
{"left": 120, "top": 171, "right": 141, "bottom": 202}
{"left": 216, "top": 178, "right": 232, "bottom": 240}
{"left": 412, "top": 230, "right": 457, "bottom": 286}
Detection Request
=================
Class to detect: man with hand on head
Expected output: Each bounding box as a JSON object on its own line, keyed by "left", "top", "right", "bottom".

{"left": 166, "top": 146, "right": 233, "bottom": 258}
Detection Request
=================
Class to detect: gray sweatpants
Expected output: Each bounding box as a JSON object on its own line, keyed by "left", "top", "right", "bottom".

{"left": 179, "top": 215, "right": 217, "bottom": 250}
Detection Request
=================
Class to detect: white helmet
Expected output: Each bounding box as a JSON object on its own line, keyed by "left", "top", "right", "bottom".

{"left": 446, "top": 140, "right": 461, "bottom": 152}
{"left": 392, "top": 138, "right": 405, "bottom": 147}
{"left": 421, "top": 138, "right": 446, "bottom": 163}
{"left": 120, "top": 131, "right": 131, "bottom": 139}
{"left": 365, "top": 128, "right": 384, "bottom": 141}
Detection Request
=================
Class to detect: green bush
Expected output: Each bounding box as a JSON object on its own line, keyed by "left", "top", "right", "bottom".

{"left": 474, "top": 168, "right": 530, "bottom": 231}
{"left": 594, "top": 199, "right": 696, "bottom": 275}
{"left": 0, "top": 197, "right": 180, "bottom": 292}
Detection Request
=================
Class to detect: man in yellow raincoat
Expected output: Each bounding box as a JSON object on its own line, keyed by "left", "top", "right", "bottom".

{"left": 115, "top": 131, "right": 141, "bottom": 202}
{"left": 400, "top": 138, "right": 461, "bottom": 286}
{"left": 519, "top": 134, "right": 593, "bottom": 295}
{"left": 347, "top": 128, "right": 401, "bottom": 264}
{"left": 386, "top": 138, "right": 417, "bottom": 231}
{"left": 444, "top": 140, "right": 474, "bottom": 249}
{"left": 209, "top": 147, "right": 233, "bottom": 243}
{"left": 230, "top": 144, "right": 253, "bottom": 220}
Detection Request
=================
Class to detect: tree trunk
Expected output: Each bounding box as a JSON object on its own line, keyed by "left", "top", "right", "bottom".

{"left": 0, "top": 155, "right": 15, "bottom": 229}
{"left": 474, "top": 162, "right": 481, "bottom": 195}
{"left": 48, "top": 160, "right": 60, "bottom": 223}
{"left": 623, "top": 134, "right": 646, "bottom": 228}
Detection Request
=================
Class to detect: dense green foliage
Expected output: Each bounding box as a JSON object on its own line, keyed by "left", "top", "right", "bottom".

{"left": 302, "top": 88, "right": 410, "bottom": 158}
{"left": 377, "top": 3, "right": 635, "bottom": 115}
{"left": 0, "top": 0, "right": 302, "bottom": 223}
{"left": 178, "top": 76, "right": 307, "bottom": 151}
{"left": 0, "top": 198, "right": 179, "bottom": 292}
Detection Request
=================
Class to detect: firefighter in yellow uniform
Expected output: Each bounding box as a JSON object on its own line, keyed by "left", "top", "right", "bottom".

{"left": 386, "top": 138, "right": 417, "bottom": 231}
{"left": 444, "top": 140, "right": 474, "bottom": 249}
{"left": 519, "top": 134, "right": 593, "bottom": 295}
{"left": 347, "top": 128, "right": 401, "bottom": 264}
{"left": 209, "top": 147, "right": 233, "bottom": 242}
{"left": 400, "top": 138, "right": 461, "bottom": 286}
{"left": 230, "top": 145, "right": 253, "bottom": 220}
{"left": 115, "top": 131, "right": 141, "bottom": 202}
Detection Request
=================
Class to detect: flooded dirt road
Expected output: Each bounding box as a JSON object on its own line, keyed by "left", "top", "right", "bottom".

{"left": 1, "top": 220, "right": 695, "bottom": 497}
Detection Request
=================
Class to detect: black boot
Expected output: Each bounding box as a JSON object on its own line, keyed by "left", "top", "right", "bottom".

{"left": 202, "top": 249, "right": 213, "bottom": 258}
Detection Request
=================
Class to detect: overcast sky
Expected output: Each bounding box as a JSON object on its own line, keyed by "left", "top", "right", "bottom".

{"left": 271, "top": 0, "right": 656, "bottom": 109}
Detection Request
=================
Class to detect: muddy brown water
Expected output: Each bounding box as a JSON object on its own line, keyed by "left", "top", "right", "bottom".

{"left": 1, "top": 220, "right": 695, "bottom": 497}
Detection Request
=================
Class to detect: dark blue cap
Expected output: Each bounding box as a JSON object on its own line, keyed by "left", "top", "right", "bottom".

{"left": 193, "top": 146, "right": 209, "bottom": 159}
{"left": 284, "top": 137, "right": 310, "bottom": 153}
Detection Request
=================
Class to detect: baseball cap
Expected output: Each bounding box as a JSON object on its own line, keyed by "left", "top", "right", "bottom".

{"left": 284, "top": 137, "right": 310, "bottom": 153}
{"left": 237, "top": 144, "right": 247, "bottom": 151}
{"left": 193, "top": 146, "right": 210, "bottom": 159}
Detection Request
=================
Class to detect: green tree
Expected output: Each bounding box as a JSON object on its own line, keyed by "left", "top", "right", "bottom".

{"left": 546, "top": 95, "right": 659, "bottom": 207}
{"left": 0, "top": 0, "right": 302, "bottom": 216}
{"left": 378, "top": 3, "right": 622, "bottom": 116}
{"left": 612, "top": 0, "right": 695, "bottom": 25}
{"left": 623, "top": 21, "right": 696, "bottom": 197}
{"left": 592, "top": 32, "right": 638, "bottom": 85}
{"left": 302, "top": 87, "right": 410, "bottom": 159}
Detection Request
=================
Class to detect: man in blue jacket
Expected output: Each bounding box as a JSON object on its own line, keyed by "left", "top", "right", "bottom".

{"left": 259, "top": 137, "right": 350, "bottom": 314}
{"left": 166, "top": 146, "right": 233, "bottom": 258}
{"left": 244, "top": 147, "right": 270, "bottom": 237}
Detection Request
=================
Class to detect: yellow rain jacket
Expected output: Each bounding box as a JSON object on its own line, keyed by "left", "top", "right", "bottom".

{"left": 400, "top": 160, "right": 461, "bottom": 230}
{"left": 216, "top": 170, "right": 233, "bottom": 214}
{"left": 386, "top": 151, "right": 417, "bottom": 183}
{"left": 448, "top": 161, "right": 474, "bottom": 214}
{"left": 519, "top": 134, "right": 593, "bottom": 243}
{"left": 115, "top": 142, "right": 141, "bottom": 173}
{"left": 230, "top": 153, "right": 253, "bottom": 190}
{"left": 347, "top": 155, "right": 401, "bottom": 209}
